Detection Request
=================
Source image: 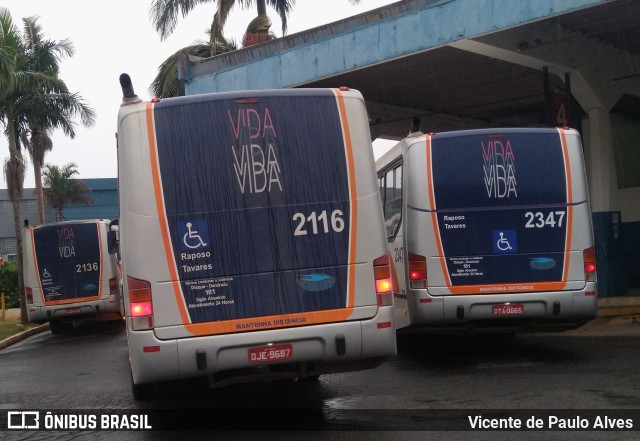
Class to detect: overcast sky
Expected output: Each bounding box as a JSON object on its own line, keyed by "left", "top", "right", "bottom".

{"left": 1, "top": 0, "right": 397, "bottom": 189}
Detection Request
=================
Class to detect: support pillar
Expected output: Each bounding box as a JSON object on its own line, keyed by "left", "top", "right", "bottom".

{"left": 586, "top": 107, "right": 618, "bottom": 212}
{"left": 584, "top": 107, "right": 627, "bottom": 296}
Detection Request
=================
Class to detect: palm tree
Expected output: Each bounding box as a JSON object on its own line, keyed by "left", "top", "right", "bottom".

{"left": 150, "top": 37, "right": 237, "bottom": 98}
{"left": 42, "top": 163, "right": 94, "bottom": 222}
{"left": 149, "top": 0, "right": 295, "bottom": 55}
{"left": 18, "top": 16, "right": 96, "bottom": 225}
{"left": 1, "top": 8, "right": 29, "bottom": 323}
{"left": 1, "top": 8, "right": 94, "bottom": 323}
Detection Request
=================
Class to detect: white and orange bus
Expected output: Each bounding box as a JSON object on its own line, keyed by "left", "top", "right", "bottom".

{"left": 22, "top": 219, "right": 122, "bottom": 334}
{"left": 115, "top": 75, "right": 396, "bottom": 399}
{"left": 376, "top": 127, "right": 597, "bottom": 333}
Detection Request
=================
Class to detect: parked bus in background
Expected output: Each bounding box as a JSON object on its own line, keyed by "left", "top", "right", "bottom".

{"left": 376, "top": 127, "right": 597, "bottom": 334}
{"left": 22, "top": 219, "right": 122, "bottom": 334}
{"left": 115, "top": 75, "right": 396, "bottom": 399}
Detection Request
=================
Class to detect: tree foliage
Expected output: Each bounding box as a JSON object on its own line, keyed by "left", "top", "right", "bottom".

{"left": 1, "top": 9, "right": 94, "bottom": 322}
{"left": 149, "top": 0, "right": 294, "bottom": 55}
{"left": 150, "top": 38, "right": 237, "bottom": 98}
{"left": 43, "top": 163, "right": 94, "bottom": 222}
{"left": 0, "top": 263, "right": 19, "bottom": 308}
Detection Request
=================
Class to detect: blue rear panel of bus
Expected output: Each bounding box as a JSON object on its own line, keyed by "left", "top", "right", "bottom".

{"left": 152, "top": 91, "right": 352, "bottom": 323}
{"left": 34, "top": 223, "right": 101, "bottom": 302}
{"left": 430, "top": 129, "right": 569, "bottom": 286}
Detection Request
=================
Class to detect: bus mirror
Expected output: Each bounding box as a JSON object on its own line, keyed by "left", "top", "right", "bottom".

{"left": 107, "top": 230, "right": 118, "bottom": 255}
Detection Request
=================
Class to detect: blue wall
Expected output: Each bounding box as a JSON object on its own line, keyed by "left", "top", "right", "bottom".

{"left": 60, "top": 178, "right": 118, "bottom": 222}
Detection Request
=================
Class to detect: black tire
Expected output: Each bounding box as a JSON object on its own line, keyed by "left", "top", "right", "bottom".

{"left": 49, "top": 320, "right": 63, "bottom": 335}
{"left": 131, "top": 372, "right": 156, "bottom": 401}
{"left": 300, "top": 375, "right": 320, "bottom": 382}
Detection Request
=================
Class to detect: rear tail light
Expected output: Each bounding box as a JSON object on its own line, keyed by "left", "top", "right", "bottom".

{"left": 131, "top": 302, "right": 153, "bottom": 316}
{"left": 127, "top": 276, "right": 153, "bottom": 330}
{"left": 408, "top": 252, "right": 427, "bottom": 289}
{"left": 25, "top": 287, "right": 33, "bottom": 305}
{"left": 583, "top": 246, "right": 596, "bottom": 282}
{"left": 373, "top": 254, "right": 393, "bottom": 306}
{"left": 109, "top": 277, "right": 119, "bottom": 296}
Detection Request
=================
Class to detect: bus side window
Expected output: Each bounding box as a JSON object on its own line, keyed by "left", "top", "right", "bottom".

{"left": 384, "top": 164, "right": 402, "bottom": 238}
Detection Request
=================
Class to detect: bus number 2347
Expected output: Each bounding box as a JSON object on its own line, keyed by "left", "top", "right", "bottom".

{"left": 524, "top": 211, "right": 565, "bottom": 228}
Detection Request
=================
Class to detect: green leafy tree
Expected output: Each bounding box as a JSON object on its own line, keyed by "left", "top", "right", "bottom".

{"left": 18, "top": 16, "right": 96, "bottom": 224}
{"left": 149, "top": 0, "right": 296, "bottom": 55}
{"left": 1, "top": 8, "right": 33, "bottom": 323}
{"left": 43, "top": 163, "right": 94, "bottom": 222}
{"left": 151, "top": 37, "right": 237, "bottom": 98}
{"left": 0, "top": 263, "right": 20, "bottom": 308}
{"left": 1, "top": 9, "right": 95, "bottom": 323}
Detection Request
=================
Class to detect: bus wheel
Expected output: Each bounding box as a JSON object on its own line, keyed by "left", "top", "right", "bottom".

{"left": 49, "top": 320, "right": 63, "bottom": 335}
{"left": 131, "top": 374, "right": 156, "bottom": 401}
{"left": 299, "top": 375, "right": 320, "bottom": 382}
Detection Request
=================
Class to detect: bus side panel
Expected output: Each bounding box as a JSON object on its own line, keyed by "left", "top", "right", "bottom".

{"left": 340, "top": 91, "right": 392, "bottom": 310}
{"left": 22, "top": 229, "right": 45, "bottom": 323}
{"left": 391, "top": 229, "right": 411, "bottom": 329}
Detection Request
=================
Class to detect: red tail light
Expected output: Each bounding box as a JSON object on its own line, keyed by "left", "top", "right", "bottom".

{"left": 25, "top": 287, "right": 33, "bottom": 305}
{"left": 373, "top": 255, "right": 393, "bottom": 306}
{"left": 131, "top": 301, "right": 153, "bottom": 317}
{"left": 109, "top": 277, "right": 119, "bottom": 296}
{"left": 583, "top": 246, "right": 596, "bottom": 282}
{"left": 127, "top": 276, "right": 153, "bottom": 330}
{"left": 408, "top": 252, "right": 427, "bottom": 288}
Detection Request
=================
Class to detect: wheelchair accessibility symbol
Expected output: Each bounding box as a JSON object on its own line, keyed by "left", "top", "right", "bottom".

{"left": 177, "top": 219, "right": 210, "bottom": 251}
{"left": 492, "top": 229, "right": 517, "bottom": 254}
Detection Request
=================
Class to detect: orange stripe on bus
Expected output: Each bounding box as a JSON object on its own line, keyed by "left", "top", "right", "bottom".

{"left": 30, "top": 228, "right": 46, "bottom": 304}
{"left": 97, "top": 223, "right": 104, "bottom": 297}
{"left": 44, "top": 296, "right": 103, "bottom": 306}
{"left": 425, "top": 134, "right": 451, "bottom": 286}
{"left": 447, "top": 281, "right": 568, "bottom": 295}
{"left": 333, "top": 89, "right": 358, "bottom": 311}
{"left": 145, "top": 102, "right": 191, "bottom": 325}
{"left": 557, "top": 128, "right": 573, "bottom": 285}
{"left": 183, "top": 309, "right": 358, "bottom": 336}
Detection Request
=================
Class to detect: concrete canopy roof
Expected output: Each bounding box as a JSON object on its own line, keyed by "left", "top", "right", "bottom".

{"left": 183, "top": 0, "right": 640, "bottom": 138}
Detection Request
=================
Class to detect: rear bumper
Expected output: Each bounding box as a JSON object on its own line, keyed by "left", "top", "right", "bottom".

{"left": 402, "top": 283, "right": 598, "bottom": 333}
{"left": 27, "top": 295, "right": 123, "bottom": 323}
{"left": 128, "top": 306, "right": 396, "bottom": 386}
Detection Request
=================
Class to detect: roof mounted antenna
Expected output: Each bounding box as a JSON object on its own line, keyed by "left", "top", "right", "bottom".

{"left": 119, "top": 73, "right": 141, "bottom": 106}
{"left": 408, "top": 116, "right": 423, "bottom": 137}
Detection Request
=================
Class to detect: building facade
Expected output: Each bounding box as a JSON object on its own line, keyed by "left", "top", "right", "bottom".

{"left": 0, "top": 178, "right": 117, "bottom": 259}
